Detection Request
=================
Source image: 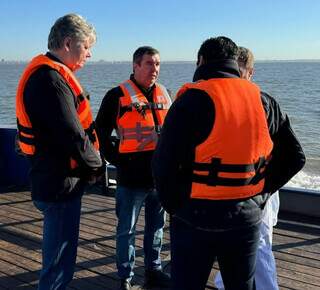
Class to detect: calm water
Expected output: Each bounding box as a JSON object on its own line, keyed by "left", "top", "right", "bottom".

{"left": 0, "top": 61, "right": 319, "bottom": 189}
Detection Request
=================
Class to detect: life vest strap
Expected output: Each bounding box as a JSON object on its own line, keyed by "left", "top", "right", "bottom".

{"left": 17, "top": 119, "right": 35, "bottom": 145}
{"left": 122, "top": 102, "right": 165, "bottom": 112}
{"left": 193, "top": 157, "right": 266, "bottom": 173}
{"left": 17, "top": 119, "right": 34, "bottom": 135}
{"left": 144, "top": 102, "right": 164, "bottom": 110}
{"left": 18, "top": 133, "right": 35, "bottom": 145}
{"left": 192, "top": 172, "right": 264, "bottom": 186}
{"left": 192, "top": 157, "right": 266, "bottom": 186}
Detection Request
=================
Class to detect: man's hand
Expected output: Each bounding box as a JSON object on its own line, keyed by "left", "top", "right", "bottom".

{"left": 85, "top": 162, "right": 106, "bottom": 184}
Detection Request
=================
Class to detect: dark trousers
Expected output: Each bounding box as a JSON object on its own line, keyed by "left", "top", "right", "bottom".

{"left": 170, "top": 216, "right": 260, "bottom": 290}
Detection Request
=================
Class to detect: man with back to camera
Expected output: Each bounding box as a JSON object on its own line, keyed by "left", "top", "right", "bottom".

{"left": 214, "top": 47, "right": 281, "bottom": 290}
{"left": 96, "top": 46, "right": 171, "bottom": 290}
{"left": 16, "top": 14, "right": 103, "bottom": 290}
{"left": 152, "top": 36, "right": 305, "bottom": 290}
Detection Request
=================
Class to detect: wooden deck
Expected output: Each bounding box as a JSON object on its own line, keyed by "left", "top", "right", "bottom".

{"left": 0, "top": 186, "right": 320, "bottom": 290}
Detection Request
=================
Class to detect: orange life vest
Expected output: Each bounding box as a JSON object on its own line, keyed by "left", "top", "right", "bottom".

{"left": 16, "top": 54, "right": 99, "bottom": 169}
{"left": 176, "top": 78, "right": 273, "bottom": 200}
{"left": 117, "top": 79, "right": 171, "bottom": 153}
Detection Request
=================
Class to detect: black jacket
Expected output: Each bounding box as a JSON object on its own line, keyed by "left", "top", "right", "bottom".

{"left": 23, "top": 53, "right": 102, "bottom": 202}
{"left": 95, "top": 75, "right": 170, "bottom": 189}
{"left": 152, "top": 60, "right": 305, "bottom": 230}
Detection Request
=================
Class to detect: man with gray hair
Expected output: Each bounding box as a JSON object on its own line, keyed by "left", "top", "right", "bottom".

{"left": 16, "top": 14, "right": 102, "bottom": 289}
{"left": 237, "top": 47, "right": 254, "bottom": 80}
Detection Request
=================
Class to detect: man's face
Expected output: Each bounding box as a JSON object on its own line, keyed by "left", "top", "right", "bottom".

{"left": 133, "top": 53, "right": 160, "bottom": 89}
{"left": 65, "top": 37, "right": 92, "bottom": 71}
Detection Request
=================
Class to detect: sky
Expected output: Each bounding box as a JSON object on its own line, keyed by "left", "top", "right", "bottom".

{"left": 1, "top": 0, "right": 320, "bottom": 61}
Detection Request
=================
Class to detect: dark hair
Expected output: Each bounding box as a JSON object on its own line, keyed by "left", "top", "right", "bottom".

{"left": 197, "top": 36, "right": 238, "bottom": 64}
{"left": 133, "top": 46, "right": 160, "bottom": 64}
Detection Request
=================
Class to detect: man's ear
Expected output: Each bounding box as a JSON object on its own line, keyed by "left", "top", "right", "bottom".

{"left": 133, "top": 62, "right": 139, "bottom": 73}
{"left": 248, "top": 67, "right": 254, "bottom": 80}
{"left": 63, "top": 37, "right": 72, "bottom": 52}
{"left": 197, "top": 55, "right": 205, "bottom": 67}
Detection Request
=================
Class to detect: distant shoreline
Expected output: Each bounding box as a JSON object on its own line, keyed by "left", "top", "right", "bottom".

{"left": 1, "top": 59, "right": 320, "bottom": 64}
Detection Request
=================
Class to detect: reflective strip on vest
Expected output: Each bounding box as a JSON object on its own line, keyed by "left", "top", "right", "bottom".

{"left": 117, "top": 80, "right": 169, "bottom": 153}
{"left": 118, "top": 122, "right": 159, "bottom": 151}
{"left": 122, "top": 81, "right": 171, "bottom": 110}
{"left": 122, "top": 81, "right": 141, "bottom": 104}
{"left": 157, "top": 83, "right": 172, "bottom": 109}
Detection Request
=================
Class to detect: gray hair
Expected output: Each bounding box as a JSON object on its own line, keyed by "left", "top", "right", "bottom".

{"left": 238, "top": 47, "right": 254, "bottom": 71}
{"left": 48, "top": 13, "right": 96, "bottom": 50}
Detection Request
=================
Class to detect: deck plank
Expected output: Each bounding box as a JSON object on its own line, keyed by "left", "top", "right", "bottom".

{"left": 0, "top": 189, "right": 319, "bottom": 289}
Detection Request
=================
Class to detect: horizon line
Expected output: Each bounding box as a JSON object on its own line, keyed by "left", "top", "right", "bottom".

{"left": 1, "top": 59, "right": 320, "bottom": 63}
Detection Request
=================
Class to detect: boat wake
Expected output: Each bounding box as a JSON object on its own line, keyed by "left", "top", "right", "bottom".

{"left": 288, "top": 157, "right": 320, "bottom": 190}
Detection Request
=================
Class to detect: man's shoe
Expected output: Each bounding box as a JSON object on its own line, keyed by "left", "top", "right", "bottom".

{"left": 145, "top": 269, "right": 171, "bottom": 288}
{"left": 119, "top": 279, "right": 132, "bottom": 290}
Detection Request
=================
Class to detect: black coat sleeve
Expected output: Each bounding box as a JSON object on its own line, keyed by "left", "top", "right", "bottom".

{"left": 95, "top": 87, "right": 122, "bottom": 165}
{"left": 24, "top": 68, "right": 102, "bottom": 173}
{"left": 152, "top": 89, "right": 214, "bottom": 213}
{"left": 261, "top": 92, "right": 306, "bottom": 193}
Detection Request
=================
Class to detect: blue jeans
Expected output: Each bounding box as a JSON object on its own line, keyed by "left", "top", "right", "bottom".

{"left": 33, "top": 196, "right": 82, "bottom": 290}
{"left": 170, "top": 216, "right": 260, "bottom": 290}
{"left": 115, "top": 186, "right": 166, "bottom": 280}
